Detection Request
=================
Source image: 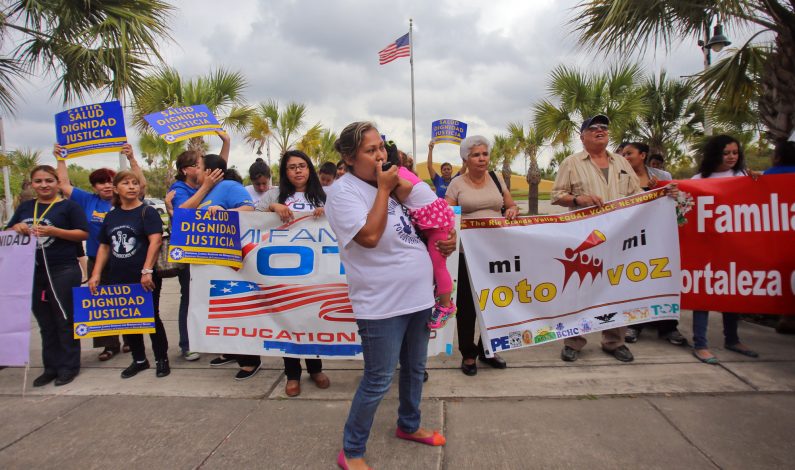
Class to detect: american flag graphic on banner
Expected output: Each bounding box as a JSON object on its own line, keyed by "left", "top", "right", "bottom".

{"left": 208, "top": 280, "right": 354, "bottom": 322}
{"left": 378, "top": 33, "right": 410, "bottom": 65}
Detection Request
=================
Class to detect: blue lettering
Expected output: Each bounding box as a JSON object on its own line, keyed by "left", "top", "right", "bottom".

{"left": 292, "top": 228, "right": 317, "bottom": 243}
{"left": 321, "top": 245, "right": 345, "bottom": 274}
{"left": 240, "top": 228, "right": 261, "bottom": 245}
{"left": 268, "top": 229, "right": 289, "bottom": 243}
{"left": 257, "top": 246, "right": 314, "bottom": 276}
{"left": 490, "top": 336, "right": 510, "bottom": 352}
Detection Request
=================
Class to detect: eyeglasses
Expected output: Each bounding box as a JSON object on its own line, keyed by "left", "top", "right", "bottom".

{"left": 587, "top": 124, "right": 609, "bottom": 132}
{"left": 286, "top": 163, "right": 308, "bottom": 172}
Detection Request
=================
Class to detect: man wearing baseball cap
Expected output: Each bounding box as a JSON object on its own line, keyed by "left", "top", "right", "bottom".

{"left": 550, "top": 114, "right": 642, "bottom": 363}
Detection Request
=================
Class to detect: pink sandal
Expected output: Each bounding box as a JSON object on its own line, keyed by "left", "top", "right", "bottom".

{"left": 338, "top": 450, "right": 372, "bottom": 470}
{"left": 395, "top": 427, "right": 446, "bottom": 446}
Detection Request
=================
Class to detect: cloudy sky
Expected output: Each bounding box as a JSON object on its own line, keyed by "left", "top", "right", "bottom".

{"left": 3, "top": 0, "right": 732, "bottom": 173}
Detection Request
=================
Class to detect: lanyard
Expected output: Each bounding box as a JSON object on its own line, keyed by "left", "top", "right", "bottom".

{"left": 33, "top": 198, "right": 60, "bottom": 227}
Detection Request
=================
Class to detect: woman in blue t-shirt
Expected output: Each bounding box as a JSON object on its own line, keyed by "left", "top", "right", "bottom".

{"left": 54, "top": 142, "right": 147, "bottom": 361}
{"left": 88, "top": 171, "right": 169, "bottom": 379}
{"left": 8, "top": 165, "right": 89, "bottom": 387}
{"left": 257, "top": 150, "right": 330, "bottom": 397}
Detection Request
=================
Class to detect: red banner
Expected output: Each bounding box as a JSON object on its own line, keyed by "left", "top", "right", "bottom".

{"left": 675, "top": 174, "right": 795, "bottom": 314}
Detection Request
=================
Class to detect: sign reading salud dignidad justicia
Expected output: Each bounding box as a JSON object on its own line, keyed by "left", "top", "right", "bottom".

{"left": 72, "top": 284, "right": 155, "bottom": 339}
{"left": 144, "top": 104, "right": 224, "bottom": 143}
{"left": 54, "top": 101, "right": 127, "bottom": 159}
{"left": 169, "top": 208, "right": 243, "bottom": 268}
{"left": 431, "top": 119, "right": 468, "bottom": 145}
{"left": 460, "top": 189, "right": 682, "bottom": 357}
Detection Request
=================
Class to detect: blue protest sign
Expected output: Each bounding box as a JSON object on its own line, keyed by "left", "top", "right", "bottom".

{"left": 72, "top": 284, "right": 154, "bottom": 339}
{"left": 432, "top": 119, "right": 468, "bottom": 145}
{"left": 169, "top": 208, "right": 243, "bottom": 268}
{"left": 54, "top": 101, "right": 127, "bottom": 159}
{"left": 144, "top": 105, "right": 223, "bottom": 143}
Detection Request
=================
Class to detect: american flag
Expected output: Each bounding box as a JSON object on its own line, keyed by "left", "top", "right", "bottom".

{"left": 208, "top": 280, "right": 354, "bottom": 322}
{"left": 378, "top": 33, "right": 410, "bottom": 65}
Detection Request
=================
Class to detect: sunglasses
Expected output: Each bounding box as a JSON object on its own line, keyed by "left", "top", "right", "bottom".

{"left": 586, "top": 124, "right": 609, "bottom": 132}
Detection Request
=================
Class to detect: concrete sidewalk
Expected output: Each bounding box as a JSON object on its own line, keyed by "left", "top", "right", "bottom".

{"left": 1, "top": 278, "right": 794, "bottom": 469}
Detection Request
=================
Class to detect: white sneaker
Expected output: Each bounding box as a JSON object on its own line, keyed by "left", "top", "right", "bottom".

{"left": 182, "top": 351, "right": 200, "bottom": 361}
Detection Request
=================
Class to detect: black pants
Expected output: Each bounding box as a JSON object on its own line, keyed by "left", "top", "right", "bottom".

{"left": 455, "top": 254, "right": 485, "bottom": 360}
{"left": 229, "top": 354, "right": 261, "bottom": 368}
{"left": 122, "top": 275, "right": 168, "bottom": 362}
{"left": 88, "top": 256, "right": 125, "bottom": 351}
{"left": 631, "top": 319, "right": 679, "bottom": 335}
{"left": 283, "top": 357, "right": 322, "bottom": 380}
{"left": 32, "top": 264, "right": 82, "bottom": 376}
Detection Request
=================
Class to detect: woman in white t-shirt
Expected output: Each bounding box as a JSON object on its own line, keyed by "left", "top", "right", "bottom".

{"left": 325, "top": 122, "right": 456, "bottom": 470}
{"left": 256, "top": 150, "right": 329, "bottom": 397}
{"left": 245, "top": 157, "right": 271, "bottom": 203}
{"left": 690, "top": 134, "right": 758, "bottom": 364}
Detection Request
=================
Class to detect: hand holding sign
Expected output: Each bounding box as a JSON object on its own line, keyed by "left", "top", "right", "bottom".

{"left": 54, "top": 101, "right": 127, "bottom": 159}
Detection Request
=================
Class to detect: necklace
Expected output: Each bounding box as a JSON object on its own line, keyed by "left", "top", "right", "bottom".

{"left": 33, "top": 197, "right": 60, "bottom": 227}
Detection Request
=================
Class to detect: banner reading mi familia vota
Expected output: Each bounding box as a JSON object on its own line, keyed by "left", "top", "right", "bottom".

{"left": 675, "top": 174, "right": 795, "bottom": 314}
{"left": 188, "top": 212, "right": 460, "bottom": 359}
{"left": 461, "top": 189, "right": 681, "bottom": 357}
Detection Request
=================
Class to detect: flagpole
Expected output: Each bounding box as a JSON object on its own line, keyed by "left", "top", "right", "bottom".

{"left": 409, "top": 18, "right": 416, "bottom": 165}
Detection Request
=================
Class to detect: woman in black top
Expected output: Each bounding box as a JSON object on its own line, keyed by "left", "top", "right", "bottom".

{"left": 88, "top": 170, "right": 169, "bottom": 378}
{"left": 8, "top": 165, "right": 89, "bottom": 387}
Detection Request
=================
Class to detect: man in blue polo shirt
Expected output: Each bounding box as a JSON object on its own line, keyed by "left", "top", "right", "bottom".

{"left": 425, "top": 140, "right": 463, "bottom": 198}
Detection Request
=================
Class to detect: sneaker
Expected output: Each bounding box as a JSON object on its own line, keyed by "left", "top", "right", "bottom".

{"left": 561, "top": 346, "right": 579, "bottom": 362}
{"left": 663, "top": 330, "right": 687, "bottom": 346}
{"left": 604, "top": 345, "right": 634, "bottom": 362}
{"left": 121, "top": 360, "right": 150, "bottom": 379}
{"left": 428, "top": 302, "right": 456, "bottom": 329}
{"left": 156, "top": 359, "right": 171, "bottom": 378}
{"left": 209, "top": 355, "right": 235, "bottom": 367}
{"left": 625, "top": 327, "right": 639, "bottom": 343}
{"left": 234, "top": 363, "right": 261, "bottom": 381}
{"left": 182, "top": 351, "right": 201, "bottom": 361}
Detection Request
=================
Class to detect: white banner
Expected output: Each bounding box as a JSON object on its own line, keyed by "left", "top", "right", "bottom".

{"left": 189, "top": 212, "right": 459, "bottom": 359}
{"left": 0, "top": 230, "right": 35, "bottom": 366}
{"left": 460, "top": 190, "right": 681, "bottom": 357}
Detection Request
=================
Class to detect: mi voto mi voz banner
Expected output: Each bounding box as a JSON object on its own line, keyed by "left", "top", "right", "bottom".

{"left": 675, "top": 174, "right": 795, "bottom": 314}
{"left": 460, "top": 189, "right": 681, "bottom": 357}
{"left": 188, "top": 211, "right": 460, "bottom": 359}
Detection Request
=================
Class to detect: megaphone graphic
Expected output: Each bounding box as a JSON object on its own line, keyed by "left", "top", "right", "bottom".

{"left": 564, "top": 230, "right": 606, "bottom": 259}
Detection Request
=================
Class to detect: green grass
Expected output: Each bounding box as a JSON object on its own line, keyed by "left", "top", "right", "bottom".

{"left": 510, "top": 191, "right": 551, "bottom": 201}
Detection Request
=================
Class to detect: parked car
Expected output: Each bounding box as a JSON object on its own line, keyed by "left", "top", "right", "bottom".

{"left": 144, "top": 198, "right": 170, "bottom": 233}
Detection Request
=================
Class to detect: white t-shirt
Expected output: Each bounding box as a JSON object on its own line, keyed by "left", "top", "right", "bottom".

{"left": 691, "top": 169, "right": 744, "bottom": 180}
{"left": 325, "top": 173, "right": 435, "bottom": 320}
{"left": 256, "top": 188, "right": 320, "bottom": 212}
{"left": 245, "top": 185, "right": 266, "bottom": 203}
{"left": 404, "top": 181, "right": 439, "bottom": 210}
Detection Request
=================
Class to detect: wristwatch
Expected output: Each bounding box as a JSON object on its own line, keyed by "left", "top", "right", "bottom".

{"left": 141, "top": 268, "right": 154, "bottom": 275}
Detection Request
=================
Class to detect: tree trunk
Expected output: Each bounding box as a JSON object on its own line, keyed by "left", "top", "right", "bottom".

{"left": 759, "top": 33, "right": 795, "bottom": 145}
{"left": 501, "top": 158, "right": 512, "bottom": 191}
{"left": 188, "top": 136, "right": 207, "bottom": 154}
{"left": 526, "top": 152, "right": 542, "bottom": 215}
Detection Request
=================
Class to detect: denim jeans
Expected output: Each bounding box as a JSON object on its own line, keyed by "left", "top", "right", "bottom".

{"left": 692, "top": 310, "right": 741, "bottom": 350}
{"left": 177, "top": 266, "right": 191, "bottom": 352}
{"left": 342, "top": 308, "right": 432, "bottom": 459}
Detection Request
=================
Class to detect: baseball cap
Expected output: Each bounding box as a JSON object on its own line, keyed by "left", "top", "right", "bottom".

{"left": 580, "top": 114, "right": 610, "bottom": 132}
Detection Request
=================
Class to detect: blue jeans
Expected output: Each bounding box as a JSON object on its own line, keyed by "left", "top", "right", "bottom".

{"left": 692, "top": 310, "right": 741, "bottom": 350}
{"left": 343, "top": 308, "right": 432, "bottom": 459}
{"left": 177, "top": 266, "right": 190, "bottom": 352}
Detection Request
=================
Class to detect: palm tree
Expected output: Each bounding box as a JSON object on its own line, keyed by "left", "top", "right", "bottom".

{"left": 508, "top": 122, "right": 545, "bottom": 215}
{"left": 245, "top": 100, "right": 321, "bottom": 159}
{"left": 0, "top": 0, "right": 172, "bottom": 114}
{"left": 138, "top": 133, "right": 186, "bottom": 184}
{"left": 132, "top": 67, "right": 252, "bottom": 152}
{"left": 490, "top": 134, "right": 517, "bottom": 191}
{"left": 532, "top": 64, "right": 647, "bottom": 149}
{"left": 9, "top": 148, "right": 41, "bottom": 183}
{"left": 572, "top": 0, "right": 795, "bottom": 145}
{"left": 298, "top": 128, "right": 340, "bottom": 165}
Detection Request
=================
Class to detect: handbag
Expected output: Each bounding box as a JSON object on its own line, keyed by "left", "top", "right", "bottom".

{"left": 143, "top": 205, "right": 185, "bottom": 278}
{"left": 488, "top": 170, "right": 507, "bottom": 215}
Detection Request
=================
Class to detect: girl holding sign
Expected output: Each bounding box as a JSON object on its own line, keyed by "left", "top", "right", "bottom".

{"left": 88, "top": 171, "right": 169, "bottom": 378}
{"left": 7, "top": 165, "right": 89, "bottom": 387}
{"left": 256, "top": 150, "right": 330, "bottom": 397}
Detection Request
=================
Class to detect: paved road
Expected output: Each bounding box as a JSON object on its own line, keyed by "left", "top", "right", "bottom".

{"left": 1, "top": 279, "right": 794, "bottom": 469}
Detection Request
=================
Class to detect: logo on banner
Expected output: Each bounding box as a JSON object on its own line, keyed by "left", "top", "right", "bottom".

{"left": 75, "top": 324, "right": 89, "bottom": 337}
{"left": 594, "top": 312, "right": 617, "bottom": 324}
{"left": 556, "top": 229, "right": 606, "bottom": 288}
{"left": 622, "top": 307, "right": 650, "bottom": 323}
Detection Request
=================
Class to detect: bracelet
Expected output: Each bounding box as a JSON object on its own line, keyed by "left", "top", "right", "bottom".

{"left": 141, "top": 268, "right": 154, "bottom": 275}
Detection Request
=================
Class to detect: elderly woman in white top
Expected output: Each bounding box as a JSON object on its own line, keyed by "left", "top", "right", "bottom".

{"left": 325, "top": 122, "right": 457, "bottom": 470}
{"left": 445, "top": 135, "right": 519, "bottom": 376}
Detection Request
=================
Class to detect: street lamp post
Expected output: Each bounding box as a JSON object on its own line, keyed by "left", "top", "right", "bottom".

{"left": 698, "top": 20, "right": 732, "bottom": 136}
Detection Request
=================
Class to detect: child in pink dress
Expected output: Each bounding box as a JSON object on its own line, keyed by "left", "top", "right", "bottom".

{"left": 392, "top": 165, "right": 456, "bottom": 329}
